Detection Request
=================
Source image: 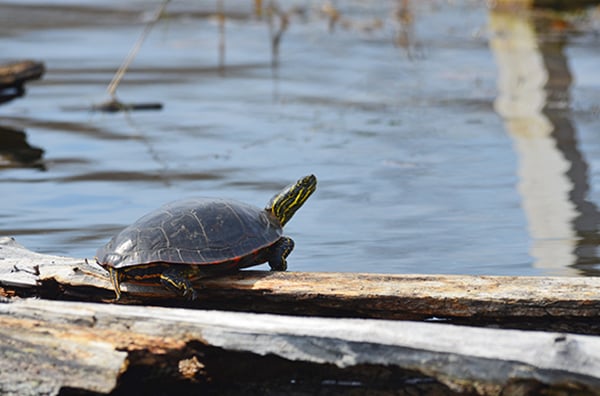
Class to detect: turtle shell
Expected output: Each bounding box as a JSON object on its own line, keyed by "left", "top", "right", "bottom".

{"left": 96, "top": 198, "right": 283, "bottom": 268}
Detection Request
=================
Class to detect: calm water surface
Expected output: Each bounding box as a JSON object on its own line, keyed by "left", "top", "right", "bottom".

{"left": 1, "top": 1, "right": 600, "bottom": 276}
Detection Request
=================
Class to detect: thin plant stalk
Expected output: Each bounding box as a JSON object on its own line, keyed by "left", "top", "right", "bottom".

{"left": 217, "top": 0, "right": 226, "bottom": 74}
{"left": 106, "top": 0, "right": 171, "bottom": 99}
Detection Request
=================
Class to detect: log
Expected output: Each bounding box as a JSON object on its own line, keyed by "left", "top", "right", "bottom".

{"left": 0, "top": 60, "right": 44, "bottom": 104}
{"left": 2, "top": 237, "right": 600, "bottom": 394}
{"left": 1, "top": 298, "right": 600, "bottom": 396}
{"left": 1, "top": 237, "right": 600, "bottom": 334}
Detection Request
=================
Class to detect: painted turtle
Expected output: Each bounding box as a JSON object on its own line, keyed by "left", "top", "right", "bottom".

{"left": 96, "top": 174, "right": 317, "bottom": 300}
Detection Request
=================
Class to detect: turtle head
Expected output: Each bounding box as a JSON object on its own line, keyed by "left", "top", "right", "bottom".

{"left": 266, "top": 174, "right": 317, "bottom": 227}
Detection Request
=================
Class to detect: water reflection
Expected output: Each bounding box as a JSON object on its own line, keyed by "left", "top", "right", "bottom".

{"left": 490, "top": 10, "right": 600, "bottom": 275}
{"left": 393, "top": 0, "right": 419, "bottom": 59}
{"left": 0, "top": 126, "right": 45, "bottom": 170}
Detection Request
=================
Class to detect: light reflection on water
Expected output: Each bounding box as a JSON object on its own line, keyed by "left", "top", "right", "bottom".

{"left": 490, "top": 9, "right": 600, "bottom": 275}
{"left": 1, "top": 1, "right": 600, "bottom": 276}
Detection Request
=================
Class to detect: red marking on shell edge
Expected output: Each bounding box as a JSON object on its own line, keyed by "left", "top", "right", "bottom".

{"left": 105, "top": 247, "right": 266, "bottom": 268}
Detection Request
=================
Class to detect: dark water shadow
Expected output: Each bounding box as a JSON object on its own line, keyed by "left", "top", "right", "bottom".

{"left": 0, "top": 125, "right": 45, "bottom": 170}
{"left": 490, "top": 9, "right": 600, "bottom": 276}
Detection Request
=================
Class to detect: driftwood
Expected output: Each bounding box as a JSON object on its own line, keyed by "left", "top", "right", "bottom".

{"left": 0, "top": 60, "right": 44, "bottom": 104}
{"left": 2, "top": 236, "right": 600, "bottom": 394}
{"left": 2, "top": 298, "right": 600, "bottom": 396}
{"left": 1, "top": 237, "right": 599, "bottom": 333}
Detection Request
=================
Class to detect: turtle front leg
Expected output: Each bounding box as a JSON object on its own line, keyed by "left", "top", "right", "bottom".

{"left": 267, "top": 236, "right": 295, "bottom": 271}
{"left": 160, "top": 268, "right": 198, "bottom": 300}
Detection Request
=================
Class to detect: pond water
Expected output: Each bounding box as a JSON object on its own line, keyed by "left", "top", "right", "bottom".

{"left": 1, "top": 1, "right": 600, "bottom": 277}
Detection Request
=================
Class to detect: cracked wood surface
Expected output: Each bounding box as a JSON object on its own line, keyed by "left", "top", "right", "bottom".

{"left": 1, "top": 298, "right": 600, "bottom": 396}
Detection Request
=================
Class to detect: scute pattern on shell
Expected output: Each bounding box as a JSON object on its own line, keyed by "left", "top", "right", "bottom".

{"left": 97, "top": 198, "right": 283, "bottom": 268}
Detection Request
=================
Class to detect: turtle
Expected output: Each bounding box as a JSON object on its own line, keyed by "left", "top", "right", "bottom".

{"left": 96, "top": 174, "right": 317, "bottom": 300}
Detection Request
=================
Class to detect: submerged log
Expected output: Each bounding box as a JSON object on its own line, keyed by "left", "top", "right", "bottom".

{"left": 1, "top": 298, "right": 600, "bottom": 396}
{"left": 1, "top": 237, "right": 600, "bottom": 334}
{"left": 90, "top": 98, "right": 163, "bottom": 113}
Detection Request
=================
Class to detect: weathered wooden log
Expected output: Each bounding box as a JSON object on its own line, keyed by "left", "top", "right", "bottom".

{"left": 0, "top": 60, "right": 44, "bottom": 104}
{"left": 1, "top": 237, "right": 600, "bottom": 334}
{"left": 1, "top": 297, "right": 599, "bottom": 396}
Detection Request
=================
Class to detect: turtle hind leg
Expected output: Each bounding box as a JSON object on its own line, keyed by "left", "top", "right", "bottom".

{"left": 267, "top": 236, "right": 295, "bottom": 271}
{"left": 160, "top": 268, "right": 198, "bottom": 300}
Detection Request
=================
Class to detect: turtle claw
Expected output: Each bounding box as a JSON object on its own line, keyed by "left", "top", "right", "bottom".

{"left": 184, "top": 288, "right": 198, "bottom": 301}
